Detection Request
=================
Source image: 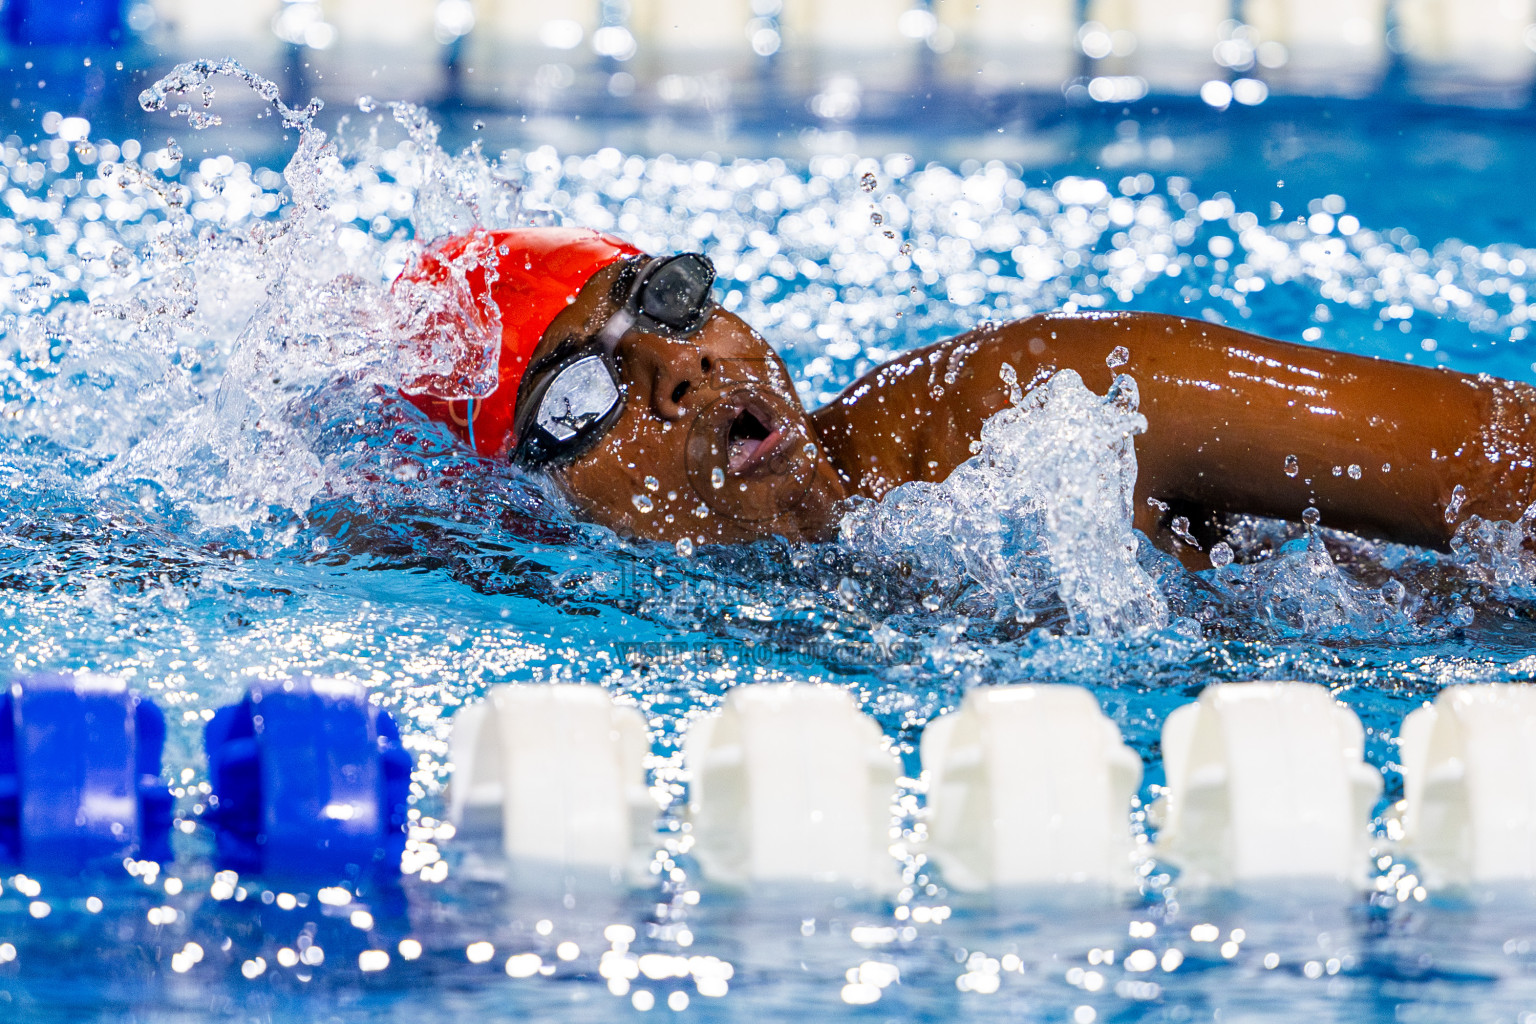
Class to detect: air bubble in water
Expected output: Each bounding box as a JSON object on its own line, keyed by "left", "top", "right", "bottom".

{"left": 710, "top": 467, "right": 725, "bottom": 489}
{"left": 1209, "top": 541, "right": 1234, "bottom": 568}
{"left": 1106, "top": 345, "right": 1129, "bottom": 369}
{"left": 859, "top": 172, "right": 877, "bottom": 192}
{"left": 358, "top": 95, "right": 377, "bottom": 113}
{"left": 1283, "top": 454, "right": 1299, "bottom": 477}
{"left": 632, "top": 494, "right": 654, "bottom": 513}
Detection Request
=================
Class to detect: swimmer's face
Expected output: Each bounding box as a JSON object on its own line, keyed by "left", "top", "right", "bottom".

{"left": 527, "top": 261, "right": 848, "bottom": 545}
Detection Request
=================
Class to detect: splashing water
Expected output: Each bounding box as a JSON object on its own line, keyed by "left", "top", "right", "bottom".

{"left": 840, "top": 368, "right": 1168, "bottom": 636}
{"left": 4, "top": 60, "right": 530, "bottom": 536}
{"left": 137, "top": 57, "right": 327, "bottom": 131}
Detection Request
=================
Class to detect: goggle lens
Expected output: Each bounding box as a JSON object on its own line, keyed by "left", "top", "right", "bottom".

{"left": 533, "top": 354, "right": 620, "bottom": 443}
{"left": 638, "top": 253, "right": 714, "bottom": 335}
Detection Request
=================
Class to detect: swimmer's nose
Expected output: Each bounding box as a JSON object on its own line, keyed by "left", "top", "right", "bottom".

{"left": 620, "top": 332, "right": 712, "bottom": 421}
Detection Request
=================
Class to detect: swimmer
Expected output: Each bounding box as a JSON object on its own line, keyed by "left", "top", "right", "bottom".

{"left": 395, "top": 227, "right": 1536, "bottom": 565}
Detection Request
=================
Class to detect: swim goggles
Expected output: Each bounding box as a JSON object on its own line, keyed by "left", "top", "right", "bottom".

{"left": 508, "top": 252, "right": 716, "bottom": 467}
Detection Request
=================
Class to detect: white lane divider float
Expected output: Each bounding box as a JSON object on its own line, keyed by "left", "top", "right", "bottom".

{"left": 448, "top": 684, "right": 654, "bottom": 880}
{"left": 921, "top": 685, "right": 1144, "bottom": 890}
{"left": 1399, "top": 683, "right": 1536, "bottom": 886}
{"left": 1153, "top": 682, "right": 1382, "bottom": 885}
{"left": 685, "top": 684, "right": 902, "bottom": 891}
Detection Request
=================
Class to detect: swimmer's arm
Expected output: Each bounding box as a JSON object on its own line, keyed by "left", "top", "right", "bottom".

{"left": 813, "top": 311, "right": 1536, "bottom": 549}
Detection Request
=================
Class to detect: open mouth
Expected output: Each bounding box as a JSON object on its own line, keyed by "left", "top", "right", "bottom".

{"left": 725, "top": 404, "right": 784, "bottom": 475}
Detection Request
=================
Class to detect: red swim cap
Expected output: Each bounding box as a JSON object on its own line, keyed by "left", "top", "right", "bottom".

{"left": 394, "top": 226, "right": 641, "bottom": 458}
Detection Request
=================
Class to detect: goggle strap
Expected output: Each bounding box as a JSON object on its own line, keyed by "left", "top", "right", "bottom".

{"left": 593, "top": 306, "right": 636, "bottom": 355}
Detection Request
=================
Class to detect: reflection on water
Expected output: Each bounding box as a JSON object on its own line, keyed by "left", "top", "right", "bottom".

{"left": 3, "top": 61, "right": 1536, "bottom": 1022}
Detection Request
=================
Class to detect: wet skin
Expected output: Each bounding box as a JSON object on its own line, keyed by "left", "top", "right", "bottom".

{"left": 535, "top": 268, "right": 1536, "bottom": 558}
{"left": 532, "top": 261, "right": 849, "bottom": 544}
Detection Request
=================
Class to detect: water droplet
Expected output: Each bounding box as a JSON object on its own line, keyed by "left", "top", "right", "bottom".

{"left": 1347, "top": 464, "right": 1362, "bottom": 480}
{"left": 710, "top": 467, "right": 725, "bottom": 489}
{"left": 631, "top": 494, "right": 653, "bottom": 513}
{"left": 165, "top": 137, "right": 183, "bottom": 162}
{"left": 899, "top": 242, "right": 912, "bottom": 255}
{"left": 1208, "top": 542, "right": 1233, "bottom": 568}
{"left": 1106, "top": 345, "right": 1129, "bottom": 369}
{"left": 643, "top": 475, "right": 659, "bottom": 492}
{"left": 1170, "top": 516, "right": 1201, "bottom": 550}
{"left": 1283, "top": 454, "right": 1299, "bottom": 478}
{"left": 357, "top": 95, "right": 377, "bottom": 113}
{"left": 803, "top": 442, "right": 818, "bottom": 460}
{"left": 1382, "top": 463, "right": 1391, "bottom": 473}
{"left": 1302, "top": 506, "right": 1321, "bottom": 527}
{"left": 921, "top": 594, "right": 942, "bottom": 611}
{"left": 859, "top": 172, "right": 877, "bottom": 192}
{"left": 1331, "top": 465, "right": 1343, "bottom": 477}
{"left": 1445, "top": 483, "right": 1467, "bottom": 524}
{"left": 870, "top": 210, "right": 883, "bottom": 226}
{"left": 473, "top": 120, "right": 485, "bottom": 130}
{"left": 674, "top": 537, "right": 694, "bottom": 557}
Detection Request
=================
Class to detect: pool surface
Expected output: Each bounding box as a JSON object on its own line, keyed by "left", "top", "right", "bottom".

{"left": 6, "top": 59, "right": 1536, "bottom": 1022}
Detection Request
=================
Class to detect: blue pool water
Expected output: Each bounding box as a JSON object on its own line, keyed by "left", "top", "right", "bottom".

{"left": 7, "top": 62, "right": 1536, "bottom": 1021}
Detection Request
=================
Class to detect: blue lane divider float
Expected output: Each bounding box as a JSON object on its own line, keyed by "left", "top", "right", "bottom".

{"left": 204, "top": 677, "right": 411, "bottom": 880}
{"left": 0, "top": 673, "right": 172, "bottom": 868}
